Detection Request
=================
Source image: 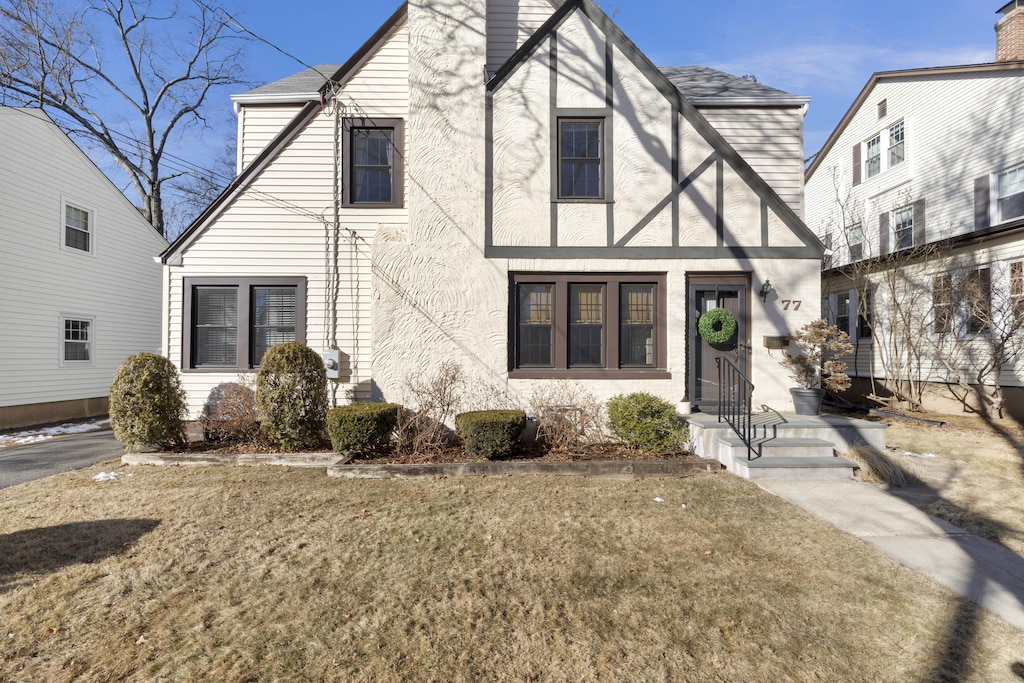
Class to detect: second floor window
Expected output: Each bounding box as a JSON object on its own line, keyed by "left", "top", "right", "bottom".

{"left": 848, "top": 223, "right": 863, "bottom": 261}
{"left": 65, "top": 204, "right": 91, "bottom": 252}
{"left": 864, "top": 135, "right": 881, "bottom": 179}
{"left": 893, "top": 206, "right": 914, "bottom": 250}
{"left": 888, "top": 121, "right": 905, "bottom": 168}
{"left": 998, "top": 164, "right": 1024, "bottom": 223}
{"left": 1012, "top": 261, "right": 1024, "bottom": 323}
{"left": 343, "top": 119, "right": 403, "bottom": 207}
{"left": 558, "top": 119, "right": 603, "bottom": 199}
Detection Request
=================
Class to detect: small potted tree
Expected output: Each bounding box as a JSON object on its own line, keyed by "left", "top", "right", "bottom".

{"left": 780, "top": 319, "right": 854, "bottom": 415}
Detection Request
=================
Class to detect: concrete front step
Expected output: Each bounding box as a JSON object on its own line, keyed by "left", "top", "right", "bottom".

{"left": 733, "top": 456, "right": 858, "bottom": 480}
{"left": 718, "top": 435, "right": 836, "bottom": 460}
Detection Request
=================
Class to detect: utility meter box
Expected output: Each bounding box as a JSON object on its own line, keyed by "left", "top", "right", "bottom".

{"left": 763, "top": 336, "right": 789, "bottom": 349}
{"left": 321, "top": 348, "right": 342, "bottom": 380}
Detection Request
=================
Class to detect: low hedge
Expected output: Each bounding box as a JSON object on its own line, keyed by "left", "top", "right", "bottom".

{"left": 455, "top": 409, "right": 527, "bottom": 460}
{"left": 326, "top": 403, "right": 400, "bottom": 455}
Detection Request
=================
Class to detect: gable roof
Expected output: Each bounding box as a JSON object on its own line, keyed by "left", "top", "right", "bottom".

{"left": 166, "top": 0, "right": 821, "bottom": 263}
{"left": 805, "top": 60, "right": 1024, "bottom": 182}
{"left": 486, "top": 0, "right": 821, "bottom": 258}
{"left": 660, "top": 65, "right": 809, "bottom": 107}
{"left": 163, "top": 3, "right": 408, "bottom": 262}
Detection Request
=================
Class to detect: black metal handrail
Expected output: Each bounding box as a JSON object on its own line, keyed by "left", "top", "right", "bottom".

{"left": 716, "top": 357, "right": 757, "bottom": 461}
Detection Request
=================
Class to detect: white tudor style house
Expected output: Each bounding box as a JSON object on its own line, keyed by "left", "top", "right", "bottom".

{"left": 805, "top": 1, "right": 1024, "bottom": 418}
{"left": 0, "top": 108, "right": 167, "bottom": 428}
{"left": 161, "top": 0, "right": 823, "bottom": 419}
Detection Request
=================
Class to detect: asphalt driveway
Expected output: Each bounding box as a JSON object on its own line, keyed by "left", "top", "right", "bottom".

{"left": 0, "top": 429, "right": 124, "bottom": 489}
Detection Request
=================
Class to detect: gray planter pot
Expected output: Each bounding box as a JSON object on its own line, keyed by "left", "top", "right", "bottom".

{"left": 790, "top": 387, "right": 824, "bottom": 415}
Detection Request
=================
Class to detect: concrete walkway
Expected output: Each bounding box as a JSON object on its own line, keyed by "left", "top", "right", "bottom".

{"left": 758, "top": 479, "right": 1024, "bottom": 632}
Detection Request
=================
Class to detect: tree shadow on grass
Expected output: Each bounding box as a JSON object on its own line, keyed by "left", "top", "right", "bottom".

{"left": 0, "top": 519, "right": 160, "bottom": 593}
{"left": 860, "top": 448, "right": 1024, "bottom": 682}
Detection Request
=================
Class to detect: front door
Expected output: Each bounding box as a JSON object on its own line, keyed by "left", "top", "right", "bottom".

{"left": 689, "top": 276, "right": 750, "bottom": 411}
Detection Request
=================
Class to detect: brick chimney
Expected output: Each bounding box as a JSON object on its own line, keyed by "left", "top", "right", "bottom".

{"left": 996, "top": 1, "right": 1024, "bottom": 62}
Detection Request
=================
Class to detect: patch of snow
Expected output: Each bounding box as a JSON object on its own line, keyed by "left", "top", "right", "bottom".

{"left": 653, "top": 497, "right": 665, "bottom": 503}
{"left": 93, "top": 471, "right": 123, "bottom": 482}
{"left": 0, "top": 419, "right": 110, "bottom": 449}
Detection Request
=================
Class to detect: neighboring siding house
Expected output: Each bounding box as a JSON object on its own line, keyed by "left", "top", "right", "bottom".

{"left": 162, "top": 0, "right": 822, "bottom": 418}
{"left": 804, "top": 2, "right": 1024, "bottom": 417}
{"left": 0, "top": 108, "right": 167, "bottom": 428}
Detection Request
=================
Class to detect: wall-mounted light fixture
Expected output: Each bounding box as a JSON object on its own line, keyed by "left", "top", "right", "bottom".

{"left": 760, "top": 279, "right": 773, "bottom": 302}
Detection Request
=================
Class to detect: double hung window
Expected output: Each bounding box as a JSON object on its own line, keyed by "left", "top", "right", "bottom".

{"left": 185, "top": 277, "right": 305, "bottom": 371}
{"left": 64, "top": 204, "right": 91, "bottom": 252}
{"left": 558, "top": 119, "right": 604, "bottom": 199}
{"left": 893, "top": 206, "right": 914, "bottom": 250}
{"left": 62, "top": 317, "right": 91, "bottom": 362}
{"left": 997, "top": 164, "right": 1024, "bottom": 223}
{"left": 343, "top": 119, "right": 403, "bottom": 207}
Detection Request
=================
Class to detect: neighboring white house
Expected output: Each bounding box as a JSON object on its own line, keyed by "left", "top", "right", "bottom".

{"left": 804, "top": 2, "right": 1024, "bottom": 418}
{"left": 161, "top": 0, "right": 823, "bottom": 419}
{"left": 0, "top": 108, "right": 167, "bottom": 429}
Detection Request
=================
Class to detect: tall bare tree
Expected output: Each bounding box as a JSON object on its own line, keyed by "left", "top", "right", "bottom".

{"left": 0, "top": 0, "right": 247, "bottom": 236}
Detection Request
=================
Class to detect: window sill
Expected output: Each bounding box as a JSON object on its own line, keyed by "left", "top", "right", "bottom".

{"left": 183, "top": 366, "right": 257, "bottom": 374}
{"left": 553, "top": 198, "right": 614, "bottom": 204}
{"left": 342, "top": 202, "right": 404, "bottom": 209}
{"left": 509, "top": 368, "right": 671, "bottom": 380}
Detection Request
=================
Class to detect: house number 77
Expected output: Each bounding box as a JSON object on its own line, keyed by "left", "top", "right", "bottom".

{"left": 781, "top": 300, "right": 802, "bottom": 311}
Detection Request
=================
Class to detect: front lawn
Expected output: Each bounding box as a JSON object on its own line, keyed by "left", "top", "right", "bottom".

{"left": 1, "top": 464, "right": 1022, "bottom": 681}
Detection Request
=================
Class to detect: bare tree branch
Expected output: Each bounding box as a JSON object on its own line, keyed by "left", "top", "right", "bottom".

{"left": 0, "top": 0, "right": 248, "bottom": 236}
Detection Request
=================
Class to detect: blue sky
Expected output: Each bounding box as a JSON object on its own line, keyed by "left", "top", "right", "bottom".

{"left": 227, "top": 0, "right": 999, "bottom": 162}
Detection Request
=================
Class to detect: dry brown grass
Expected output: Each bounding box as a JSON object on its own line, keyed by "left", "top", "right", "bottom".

{"left": 842, "top": 444, "right": 919, "bottom": 486}
{"left": 882, "top": 413, "right": 1024, "bottom": 556}
{"left": 1, "top": 462, "right": 1023, "bottom": 681}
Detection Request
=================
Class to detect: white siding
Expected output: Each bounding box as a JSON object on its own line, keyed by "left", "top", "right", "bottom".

{"left": 807, "top": 70, "right": 1024, "bottom": 261}
{"left": 238, "top": 105, "right": 304, "bottom": 170}
{"left": 700, "top": 107, "right": 805, "bottom": 216}
{"left": 169, "top": 21, "right": 410, "bottom": 418}
{"left": 0, "top": 109, "right": 167, "bottom": 412}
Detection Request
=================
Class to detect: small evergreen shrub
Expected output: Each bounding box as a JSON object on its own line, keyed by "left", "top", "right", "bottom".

{"left": 326, "top": 403, "right": 400, "bottom": 455}
{"left": 255, "top": 342, "right": 327, "bottom": 451}
{"left": 455, "top": 409, "right": 527, "bottom": 460}
{"left": 606, "top": 392, "right": 686, "bottom": 455}
{"left": 109, "top": 353, "right": 188, "bottom": 452}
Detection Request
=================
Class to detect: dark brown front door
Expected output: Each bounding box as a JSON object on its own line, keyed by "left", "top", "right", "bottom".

{"left": 689, "top": 275, "right": 750, "bottom": 411}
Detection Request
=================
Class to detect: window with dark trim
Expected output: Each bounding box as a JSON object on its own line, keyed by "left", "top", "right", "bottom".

{"left": 342, "top": 118, "right": 403, "bottom": 207}
{"left": 184, "top": 277, "right": 306, "bottom": 371}
{"left": 558, "top": 119, "right": 604, "bottom": 199}
{"left": 511, "top": 273, "right": 668, "bottom": 379}
{"left": 64, "top": 204, "right": 91, "bottom": 252}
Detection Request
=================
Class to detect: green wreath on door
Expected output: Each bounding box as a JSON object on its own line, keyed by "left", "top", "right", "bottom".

{"left": 698, "top": 308, "right": 738, "bottom": 345}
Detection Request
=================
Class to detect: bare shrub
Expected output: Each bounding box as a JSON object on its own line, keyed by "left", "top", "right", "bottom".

{"left": 528, "top": 381, "right": 606, "bottom": 451}
{"left": 200, "top": 377, "right": 259, "bottom": 442}
{"left": 395, "top": 361, "right": 465, "bottom": 455}
{"left": 843, "top": 446, "right": 918, "bottom": 486}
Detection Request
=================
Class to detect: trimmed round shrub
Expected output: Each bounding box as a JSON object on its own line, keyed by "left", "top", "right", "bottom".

{"left": 606, "top": 392, "right": 685, "bottom": 455}
{"left": 327, "top": 403, "right": 400, "bottom": 455}
{"left": 255, "top": 342, "right": 327, "bottom": 451}
{"left": 109, "top": 353, "right": 188, "bottom": 452}
{"left": 455, "top": 409, "right": 527, "bottom": 460}
{"left": 200, "top": 382, "right": 259, "bottom": 442}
